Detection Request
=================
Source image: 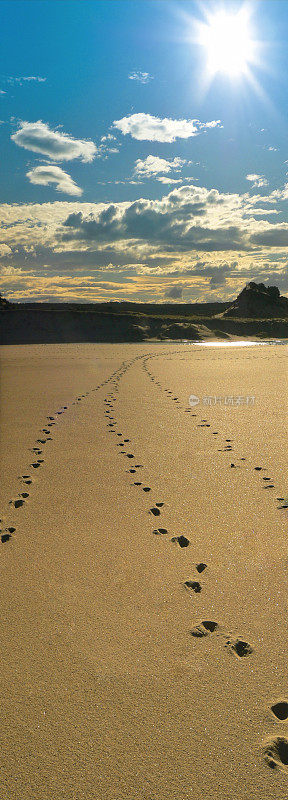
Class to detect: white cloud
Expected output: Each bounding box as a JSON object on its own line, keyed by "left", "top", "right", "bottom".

{"left": 128, "top": 71, "right": 153, "bottom": 84}
{"left": 134, "top": 155, "right": 186, "bottom": 177}
{"left": 0, "top": 243, "right": 12, "bottom": 257}
{"left": 0, "top": 90, "right": 6, "bottom": 95}
{"left": 157, "top": 177, "right": 183, "bottom": 184}
{"left": 101, "top": 134, "right": 117, "bottom": 142}
{"left": 26, "top": 165, "right": 82, "bottom": 196}
{"left": 246, "top": 173, "right": 268, "bottom": 188}
{"left": 7, "top": 76, "right": 46, "bottom": 85}
{"left": 11, "top": 120, "right": 97, "bottom": 162}
{"left": 113, "top": 113, "right": 222, "bottom": 142}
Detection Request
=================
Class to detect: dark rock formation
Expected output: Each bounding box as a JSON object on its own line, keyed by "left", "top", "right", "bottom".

{"left": 220, "top": 282, "right": 288, "bottom": 318}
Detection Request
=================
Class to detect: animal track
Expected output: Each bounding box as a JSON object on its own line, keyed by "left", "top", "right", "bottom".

{"left": 196, "top": 563, "right": 207, "bottom": 573}
{"left": 184, "top": 580, "right": 202, "bottom": 593}
{"left": 226, "top": 638, "right": 253, "bottom": 658}
{"left": 271, "top": 701, "right": 288, "bottom": 721}
{"left": 190, "top": 620, "right": 218, "bottom": 637}
{"left": 11, "top": 499, "right": 24, "bottom": 508}
{"left": 263, "top": 737, "right": 288, "bottom": 771}
{"left": 153, "top": 527, "right": 168, "bottom": 535}
{"left": 1, "top": 533, "right": 11, "bottom": 543}
{"left": 171, "top": 535, "right": 190, "bottom": 548}
{"left": 150, "top": 507, "right": 161, "bottom": 517}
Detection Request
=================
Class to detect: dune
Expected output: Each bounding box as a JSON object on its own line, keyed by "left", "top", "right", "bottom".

{"left": 0, "top": 341, "right": 287, "bottom": 799}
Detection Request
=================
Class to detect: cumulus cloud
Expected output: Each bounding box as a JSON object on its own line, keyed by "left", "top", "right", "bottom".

{"left": 134, "top": 155, "right": 186, "bottom": 177}
{"left": 128, "top": 71, "right": 153, "bottom": 83}
{"left": 0, "top": 90, "right": 6, "bottom": 95}
{"left": 60, "top": 181, "right": 288, "bottom": 255}
{"left": 246, "top": 173, "right": 268, "bottom": 189}
{"left": 26, "top": 165, "right": 82, "bottom": 196}
{"left": 11, "top": 120, "right": 97, "bottom": 162}
{"left": 0, "top": 243, "right": 12, "bottom": 257}
{"left": 61, "top": 184, "right": 252, "bottom": 252}
{"left": 113, "top": 113, "right": 222, "bottom": 142}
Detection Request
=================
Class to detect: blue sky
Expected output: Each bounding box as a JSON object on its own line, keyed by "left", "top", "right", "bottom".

{"left": 1, "top": 0, "right": 288, "bottom": 302}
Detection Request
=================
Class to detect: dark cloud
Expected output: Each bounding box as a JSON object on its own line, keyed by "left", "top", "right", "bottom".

{"left": 165, "top": 284, "right": 183, "bottom": 299}
{"left": 251, "top": 229, "right": 288, "bottom": 247}
{"left": 63, "top": 195, "right": 248, "bottom": 252}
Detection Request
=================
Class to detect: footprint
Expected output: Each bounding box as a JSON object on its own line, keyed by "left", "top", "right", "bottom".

{"left": 190, "top": 620, "right": 218, "bottom": 637}
{"left": 263, "top": 736, "right": 288, "bottom": 771}
{"left": 134, "top": 482, "right": 142, "bottom": 486}
{"left": 153, "top": 527, "right": 168, "bottom": 535}
{"left": 271, "top": 701, "right": 288, "bottom": 721}
{"left": 31, "top": 462, "right": 40, "bottom": 469}
{"left": 184, "top": 580, "right": 202, "bottom": 593}
{"left": 171, "top": 535, "right": 190, "bottom": 548}
{"left": 143, "top": 487, "right": 151, "bottom": 492}
{"left": 155, "top": 502, "right": 164, "bottom": 508}
{"left": 150, "top": 507, "right": 161, "bottom": 516}
{"left": 196, "top": 562, "right": 207, "bottom": 573}
{"left": 1, "top": 533, "right": 11, "bottom": 543}
{"left": 226, "top": 638, "right": 253, "bottom": 658}
{"left": 12, "top": 499, "right": 24, "bottom": 508}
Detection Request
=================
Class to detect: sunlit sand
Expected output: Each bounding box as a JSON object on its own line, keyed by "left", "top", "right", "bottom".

{"left": 0, "top": 341, "right": 287, "bottom": 799}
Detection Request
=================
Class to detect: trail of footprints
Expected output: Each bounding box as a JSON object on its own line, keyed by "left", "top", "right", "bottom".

{"left": 140, "top": 352, "right": 288, "bottom": 770}
{"left": 103, "top": 354, "right": 257, "bottom": 664}
{"left": 1, "top": 349, "right": 287, "bottom": 771}
{"left": 0, "top": 359, "right": 142, "bottom": 544}
{"left": 142, "top": 355, "right": 288, "bottom": 512}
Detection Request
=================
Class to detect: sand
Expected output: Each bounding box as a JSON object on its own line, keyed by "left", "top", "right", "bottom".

{"left": 0, "top": 341, "right": 287, "bottom": 799}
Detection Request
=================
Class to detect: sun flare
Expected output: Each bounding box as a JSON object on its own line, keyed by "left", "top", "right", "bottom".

{"left": 199, "top": 8, "right": 255, "bottom": 77}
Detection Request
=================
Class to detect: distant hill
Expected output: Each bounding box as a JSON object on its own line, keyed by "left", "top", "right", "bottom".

{"left": 220, "top": 282, "right": 288, "bottom": 318}
{"left": 0, "top": 292, "right": 10, "bottom": 310}
{"left": 0, "top": 284, "right": 288, "bottom": 343}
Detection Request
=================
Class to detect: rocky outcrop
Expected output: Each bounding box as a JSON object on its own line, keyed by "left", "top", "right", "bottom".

{"left": 220, "top": 282, "right": 288, "bottom": 318}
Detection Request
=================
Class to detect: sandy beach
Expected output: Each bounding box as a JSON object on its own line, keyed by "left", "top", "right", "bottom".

{"left": 0, "top": 341, "right": 287, "bottom": 799}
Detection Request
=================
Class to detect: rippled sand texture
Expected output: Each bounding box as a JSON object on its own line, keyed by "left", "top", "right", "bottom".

{"left": 0, "top": 342, "right": 287, "bottom": 800}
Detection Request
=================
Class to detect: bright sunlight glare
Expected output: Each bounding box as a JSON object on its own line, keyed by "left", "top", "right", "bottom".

{"left": 199, "top": 8, "right": 255, "bottom": 77}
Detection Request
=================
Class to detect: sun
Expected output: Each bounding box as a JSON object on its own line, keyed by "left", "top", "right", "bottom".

{"left": 199, "top": 7, "right": 255, "bottom": 77}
